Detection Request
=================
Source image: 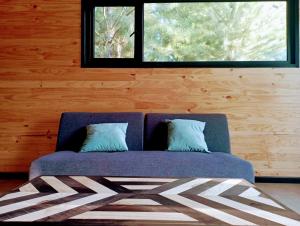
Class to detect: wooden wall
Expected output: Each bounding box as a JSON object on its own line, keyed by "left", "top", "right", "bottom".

{"left": 0, "top": 0, "right": 299, "bottom": 177}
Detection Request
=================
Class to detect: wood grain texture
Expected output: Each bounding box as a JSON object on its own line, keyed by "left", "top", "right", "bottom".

{"left": 0, "top": 0, "right": 300, "bottom": 176}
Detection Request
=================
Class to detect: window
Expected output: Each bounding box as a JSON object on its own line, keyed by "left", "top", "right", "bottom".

{"left": 82, "top": 0, "right": 299, "bottom": 68}
{"left": 94, "top": 7, "right": 135, "bottom": 58}
{"left": 144, "top": 2, "right": 287, "bottom": 62}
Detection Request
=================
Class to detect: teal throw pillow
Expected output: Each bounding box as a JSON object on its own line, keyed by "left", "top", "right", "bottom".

{"left": 80, "top": 123, "right": 128, "bottom": 152}
{"left": 167, "top": 119, "right": 209, "bottom": 153}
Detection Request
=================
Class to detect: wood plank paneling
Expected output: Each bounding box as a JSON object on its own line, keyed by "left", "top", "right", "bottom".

{"left": 0, "top": 0, "right": 299, "bottom": 176}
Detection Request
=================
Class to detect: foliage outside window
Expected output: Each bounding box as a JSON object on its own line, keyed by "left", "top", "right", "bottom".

{"left": 82, "top": 0, "right": 299, "bottom": 68}
{"left": 144, "top": 2, "right": 286, "bottom": 62}
{"left": 94, "top": 7, "right": 135, "bottom": 58}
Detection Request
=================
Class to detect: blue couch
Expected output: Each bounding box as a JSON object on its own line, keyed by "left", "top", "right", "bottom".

{"left": 29, "top": 112, "right": 254, "bottom": 183}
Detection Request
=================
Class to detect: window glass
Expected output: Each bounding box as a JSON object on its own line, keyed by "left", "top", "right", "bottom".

{"left": 144, "top": 2, "right": 287, "bottom": 62}
{"left": 94, "top": 7, "right": 135, "bottom": 58}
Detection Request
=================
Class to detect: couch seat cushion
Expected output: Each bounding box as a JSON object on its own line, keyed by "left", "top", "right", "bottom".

{"left": 30, "top": 151, "right": 254, "bottom": 183}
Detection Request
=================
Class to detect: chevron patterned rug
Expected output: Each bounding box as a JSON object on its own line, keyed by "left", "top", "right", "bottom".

{"left": 0, "top": 176, "right": 299, "bottom": 225}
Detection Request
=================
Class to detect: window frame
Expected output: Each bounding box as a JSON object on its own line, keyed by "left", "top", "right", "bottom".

{"left": 81, "top": 0, "right": 299, "bottom": 68}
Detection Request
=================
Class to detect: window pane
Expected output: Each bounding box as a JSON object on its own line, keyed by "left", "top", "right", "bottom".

{"left": 144, "top": 2, "right": 287, "bottom": 62}
{"left": 94, "top": 7, "right": 135, "bottom": 58}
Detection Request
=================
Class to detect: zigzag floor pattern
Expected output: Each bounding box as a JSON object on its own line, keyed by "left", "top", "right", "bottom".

{"left": 0, "top": 176, "right": 299, "bottom": 225}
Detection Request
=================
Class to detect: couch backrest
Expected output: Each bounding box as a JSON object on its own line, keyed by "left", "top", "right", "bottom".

{"left": 56, "top": 112, "right": 144, "bottom": 151}
{"left": 144, "top": 113, "right": 231, "bottom": 153}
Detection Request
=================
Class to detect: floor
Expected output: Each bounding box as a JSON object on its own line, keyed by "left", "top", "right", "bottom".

{"left": 256, "top": 183, "right": 300, "bottom": 214}
{"left": 0, "top": 179, "right": 27, "bottom": 193}
{"left": 0, "top": 179, "right": 299, "bottom": 214}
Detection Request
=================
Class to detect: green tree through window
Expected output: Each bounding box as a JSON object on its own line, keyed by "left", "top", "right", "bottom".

{"left": 94, "top": 7, "right": 134, "bottom": 58}
{"left": 82, "top": 0, "right": 299, "bottom": 67}
{"left": 144, "top": 2, "right": 286, "bottom": 61}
